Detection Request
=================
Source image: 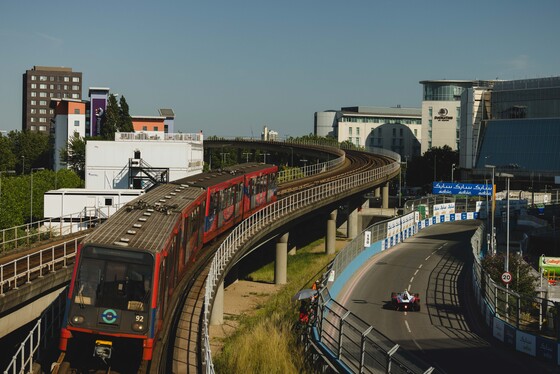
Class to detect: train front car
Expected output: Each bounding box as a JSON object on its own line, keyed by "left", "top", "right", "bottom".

{"left": 59, "top": 183, "right": 206, "bottom": 371}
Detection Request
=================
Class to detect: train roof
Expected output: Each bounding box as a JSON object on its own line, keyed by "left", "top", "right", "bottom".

{"left": 81, "top": 183, "right": 206, "bottom": 253}
{"left": 172, "top": 163, "right": 277, "bottom": 189}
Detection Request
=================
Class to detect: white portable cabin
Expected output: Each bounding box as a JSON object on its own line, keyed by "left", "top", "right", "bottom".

{"left": 43, "top": 188, "right": 145, "bottom": 220}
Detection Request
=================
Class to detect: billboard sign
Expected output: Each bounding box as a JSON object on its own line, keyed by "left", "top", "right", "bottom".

{"left": 432, "top": 182, "right": 492, "bottom": 196}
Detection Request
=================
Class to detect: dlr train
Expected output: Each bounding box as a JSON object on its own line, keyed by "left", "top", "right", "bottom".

{"left": 59, "top": 163, "right": 278, "bottom": 368}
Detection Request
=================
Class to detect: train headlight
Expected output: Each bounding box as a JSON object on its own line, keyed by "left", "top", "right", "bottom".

{"left": 71, "top": 315, "right": 85, "bottom": 324}
{"left": 132, "top": 322, "right": 146, "bottom": 332}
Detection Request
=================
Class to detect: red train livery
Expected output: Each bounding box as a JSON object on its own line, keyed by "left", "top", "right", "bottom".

{"left": 59, "top": 163, "right": 277, "bottom": 369}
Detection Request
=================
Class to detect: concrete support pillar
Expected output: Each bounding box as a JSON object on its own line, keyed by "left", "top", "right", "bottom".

{"left": 382, "top": 183, "right": 390, "bottom": 209}
{"left": 362, "top": 199, "right": 369, "bottom": 209}
{"left": 326, "top": 209, "right": 337, "bottom": 254}
{"left": 275, "top": 232, "right": 289, "bottom": 285}
{"left": 210, "top": 281, "right": 224, "bottom": 325}
{"left": 288, "top": 245, "right": 297, "bottom": 256}
{"left": 375, "top": 187, "right": 381, "bottom": 198}
{"left": 347, "top": 206, "right": 359, "bottom": 239}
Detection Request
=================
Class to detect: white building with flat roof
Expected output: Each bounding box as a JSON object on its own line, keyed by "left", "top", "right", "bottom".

{"left": 85, "top": 132, "right": 203, "bottom": 190}
{"left": 314, "top": 106, "right": 422, "bottom": 159}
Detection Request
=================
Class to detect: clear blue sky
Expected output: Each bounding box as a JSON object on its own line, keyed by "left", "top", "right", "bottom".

{"left": 1, "top": 1, "right": 559, "bottom": 138}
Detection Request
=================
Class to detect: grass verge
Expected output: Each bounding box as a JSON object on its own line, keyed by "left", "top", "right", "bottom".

{"left": 212, "top": 238, "right": 336, "bottom": 374}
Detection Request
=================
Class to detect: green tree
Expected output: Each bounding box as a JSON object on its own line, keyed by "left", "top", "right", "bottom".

{"left": 118, "top": 96, "right": 134, "bottom": 132}
{"left": 101, "top": 94, "right": 119, "bottom": 140}
{"left": 406, "top": 145, "right": 459, "bottom": 191}
{"left": 59, "top": 134, "right": 86, "bottom": 179}
{"left": 481, "top": 253, "right": 538, "bottom": 296}
{"left": 8, "top": 130, "right": 52, "bottom": 173}
{"left": 0, "top": 134, "right": 17, "bottom": 172}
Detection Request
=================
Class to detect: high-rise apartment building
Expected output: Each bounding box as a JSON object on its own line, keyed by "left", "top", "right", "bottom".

{"left": 22, "top": 66, "right": 82, "bottom": 132}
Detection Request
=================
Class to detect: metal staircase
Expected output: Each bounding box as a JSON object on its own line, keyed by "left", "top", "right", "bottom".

{"left": 128, "top": 158, "right": 169, "bottom": 191}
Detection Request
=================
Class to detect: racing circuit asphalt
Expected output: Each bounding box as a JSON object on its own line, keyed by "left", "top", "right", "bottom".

{"left": 339, "top": 220, "right": 558, "bottom": 374}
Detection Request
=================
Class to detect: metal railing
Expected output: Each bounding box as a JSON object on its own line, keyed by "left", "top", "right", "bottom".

{"left": 0, "top": 205, "right": 127, "bottom": 254}
{"left": 3, "top": 288, "right": 67, "bottom": 374}
{"left": 202, "top": 151, "right": 400, "bottom": 372}
{"left": 277, "top": 154, "right": 344, "bottom": 183}
{"left": 0, "top": 235, "right": 82, "bottom": 296}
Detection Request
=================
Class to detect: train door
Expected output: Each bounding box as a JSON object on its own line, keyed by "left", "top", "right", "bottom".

{"left": 268, "top": 172, "right": 277, "bottom": 202}
{"left": 156, "top": 258, "right": 167, "bottom": 331}
{"left": 235, "top": 182, "right": 243, "bottom": 219}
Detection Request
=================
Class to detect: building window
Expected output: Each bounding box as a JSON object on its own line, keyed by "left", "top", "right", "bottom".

{"left": 30, "top": 117, "right": 36, "bottom": 122}
{"left": 39, "top": 125, "right": 47, "bottom": 131}
{"left": 74, "top": 109, "right": 80, "bottom": 114}
{"left": 400, "top": 128, "right": 403, "bottom": 136}
{"left": 31, "top": 84, "right": 37, "bottom": 89}
{"left": 39, "top": 92, "right": 47, "bottom": 97}
{"left": 39, "top": 117, "right": 47, "bottom": 123}
{"left": 31, "top": 125, "right": 36, "bottom": 131}
{"left": 72, "top": 77, "right": 80, "bottom": 82}
{"left": 39, "top": 84, "right": 47, "bottom": 89}
{"left": 74, "top": 120, "right": 80, "bottom": 127}
{"left": 49, "top": 109, "right": 54, "bottom": 114}
{"left": 31, "top": 100, "right": 36, "bottom": 105}
{"left": 31, "top": 92, "right": 36, "bottom": 97}
{"left": 31, "top": 75, "right": 37, "bottom": 81}
{"left": 39, "top": 100, "right": 47, "bottom": 105}
{"left": 72, "top": 93, "right": 80, "bottom": 99}
{"left": 72, "top": 85, "right": 79, "bottom": 90}
{"left": 39, "top": 76, "right": 47, "bottom": 81}
{"left": 39, "top": 109, "right": 46, "bottom": 114}
{"left": 30, "top": 109, "right": 36, "bottom": 114}
{"left": 428, "top": 120, "right": 432, "bottom": 128}
{"left": 63, "top": 85, "right": 68, "bottom": 90}
{"left": 154, "top": 126, "right": 159, "bottom": 131}
{"left": 349, "top": 127, "right": 352, "bottom": 136}
{"left": 142, "top": 126, "right": 147, "bottom": 131}
{"left": 50, "top": 76, "right": 55, "bottom": 81}
{"left": 414, "top": 129, "right": 418, "bottom": 136}
{"left": 429, "top": 107, "right": 433, "bottom": 117}
{"left": 64, "top": 77, "right": 70, "bottom": 82}
{"left": 392, "top": 128, "right": 396, "bottom": 136}
{"left": 50, "top": 84, "right": 54, "bottom": 90}
{"left": 356, "top": 128, "right": 360, "bottom": 136}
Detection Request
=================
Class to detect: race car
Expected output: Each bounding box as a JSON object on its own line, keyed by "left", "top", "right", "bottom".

{"left": 391, "top": 290, "right": 421, "bottom": 311}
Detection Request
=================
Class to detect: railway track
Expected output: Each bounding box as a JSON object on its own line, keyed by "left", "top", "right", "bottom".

{"left": 0, "top": 148, "right": 396, "bottom": 373}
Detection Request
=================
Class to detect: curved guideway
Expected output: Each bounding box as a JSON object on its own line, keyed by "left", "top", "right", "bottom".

{"left": 338, "top": 220, "right": 557, "bottom": 374}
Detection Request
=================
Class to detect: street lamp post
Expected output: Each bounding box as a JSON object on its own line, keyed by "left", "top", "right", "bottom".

{"left": 498, "top": 172, "right": 514, "bottom": 320}
{"left": 485, "top": 164, "right": 496, "bottom": 255}
{"left": 30, "top": 167, "right": 45, "bottom": 223}
{"left": 451, "top": 163, "right": 456, "bottom": 182}
{"left": 262, "top": 152, "right": 270, "bottom": 164}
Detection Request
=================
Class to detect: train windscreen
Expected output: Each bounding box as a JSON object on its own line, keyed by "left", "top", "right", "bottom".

{"left": 74, "top": 246, "right": 154, "bottom": 312}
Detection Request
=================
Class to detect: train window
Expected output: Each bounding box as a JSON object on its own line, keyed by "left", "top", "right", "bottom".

{"left": 237, "top": 183, "right": 243, "bottom": 203}
{"left": 74, "top": 253, "right": 153, "bottom": 312}
{"left": 210, "top": 192, "right": 219, "bottom": 212}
